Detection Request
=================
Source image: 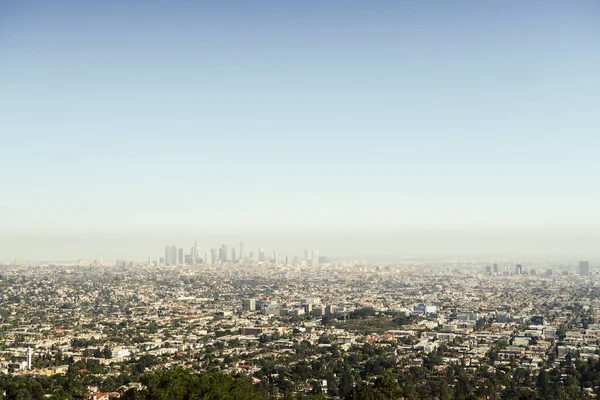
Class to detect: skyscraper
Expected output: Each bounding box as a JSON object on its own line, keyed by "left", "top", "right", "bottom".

{"left": 312, "top": 250, "right": 319, "bottom": 267}
{"left": 190, "top": 239, "right": 199, "bottom": 264}
{"left": 178, "top": 248, "right": 184, "bottom": 265}
{"left": 240, "top": 242, "right": 245, "bottom": 262}
{"left": 493, "top": 263, "right": 499, "bottom": 275}
{"left": 259, "top": 248, "right": 265, "bottom": 262}
{"left": 221, "top": 244, "right": 228, "bottom": 263}
{"left": 165, "top": 245, "right": 177, "bottom": 266}
{"left": 231, "top": 247, "right": 237, "bottom": 263}
{"left": 210, "top": 248, "right": 218, "bottom": 265}
{"left": 580, "top": 261, "right": 591, "bottom": 276}
{"left": 515, "top": 264, "right": 522, "bottom": 275}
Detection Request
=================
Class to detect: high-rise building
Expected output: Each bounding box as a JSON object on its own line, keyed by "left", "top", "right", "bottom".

{"left": 210, "top": 248, "right": 218, "bottom": 265}
{"left": 165, "top": 245, "right": 178, "bottom": 266}
{"left": 178, "top": 248, "right": 184, "bottom": 265}
{"left": 485, "top": 265, "right": 492, "bottom": 275}
{"left": 242, "top": 298, "right": 256, "bottom": 311}
{"left": 259, "top": 248, "right": 265, "bottom": 262}
{"left": 580, "top": 261, "right": 591, "bottom": 276}
{"left": 493, "top": 263, "right": 499, "bottom": 275}
{"left": 221, "top": 244, "right": 228, "bottom": 263}
{"left": 190, "top": 239, "right": 199, "bottom": 264}
{"left": 304, "top": 249, "right": 310, "bottom": 262}
{"left": 515, "top": 264, "right": 522, "bottom": 275}
{"left": 231, "top": 247, "right": 237, "bottom": 263}
{"left": 240, "top": 242, "right": 245, "bottom": 262}
{"left": 312, "top": 250, "right": 319, "bottom": 267}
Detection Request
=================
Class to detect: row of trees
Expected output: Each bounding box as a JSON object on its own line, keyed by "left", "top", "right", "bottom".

{"left": 3, "top": 356, "right": 600, "bottom": 399}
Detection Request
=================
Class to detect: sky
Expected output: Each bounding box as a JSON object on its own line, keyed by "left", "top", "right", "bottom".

{"left": 1, "top": 1, "right": 599, "bottom": 259}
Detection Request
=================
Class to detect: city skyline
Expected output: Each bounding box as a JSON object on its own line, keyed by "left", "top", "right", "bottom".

{"left": 161, "top": 239, "right": 321, "bottom": 267}
{"left": 1, "top": 230, "right": 600, "bottom": 263}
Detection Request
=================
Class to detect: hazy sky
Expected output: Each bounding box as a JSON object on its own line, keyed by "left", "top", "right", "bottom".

{"left": 1, "top": 1, "right": 599, "bottom": 259}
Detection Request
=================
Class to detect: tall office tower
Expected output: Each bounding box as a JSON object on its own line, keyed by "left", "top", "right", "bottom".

{"left": 515, "top": 264, "right": 522, "bottom": 275}
{"left": 580, "top": 261, "right": 591, "bottom": 276}
{"left": 485, "top": 265, "right": 492, "bottom": 275}
{"left": 204, "top": 252, "right": 210, "bottom": 265}
{"left": 231, "top": 247, "right": 237, "bottom": 263}
{"left": 293, "top": 255, "right": 298, "bottom": 264}
{"left": 240, "top": 242, "right": 245, "bottom": 261}
{"left": 493, "top": 263, "right": 499, "bottom": 275}
{"left": 210, "top": 248, "right": 218, "bottom": 265}
{"left": 165, "top": 245, "right": 178, "bottom": 266}
{"left": 259, "top": 248, "right": 265, "bottom": 262}
{"left": 221, "top": 244, "right": 228, "bottom": 263}
{"left": 304, "top": 249, "right": 310, "bottom": 262}
{"left": 190, "top": 239, "right": 199, "bottom": 263}
{"left": 285, "top": 256, "right": 289, "bottom": 265}
{"left": 178, "top": 248, "right": 184, "bottom": 265}
{"left": 312, "top": 250, "right": 319, "bottom": 267}
{"left": 273, "top": 251, "right": 278, "bottom": 264}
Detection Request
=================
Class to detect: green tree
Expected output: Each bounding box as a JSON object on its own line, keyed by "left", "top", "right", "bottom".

{"left": 536, "top": 369, "right": 551, "bottom": 398}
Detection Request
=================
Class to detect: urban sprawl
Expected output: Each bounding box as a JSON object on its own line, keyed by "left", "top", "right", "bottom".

{"left": 1, "top": 241, "right": 599, "bottom": 399}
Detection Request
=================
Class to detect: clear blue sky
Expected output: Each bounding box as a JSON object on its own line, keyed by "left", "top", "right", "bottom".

{"left": 1, "top": 1, "right": 599, "bottom": 239}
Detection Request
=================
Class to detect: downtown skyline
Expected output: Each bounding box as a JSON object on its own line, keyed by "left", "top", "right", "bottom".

{"left": 1, "top": 230, "right": 599, "bottom": 263}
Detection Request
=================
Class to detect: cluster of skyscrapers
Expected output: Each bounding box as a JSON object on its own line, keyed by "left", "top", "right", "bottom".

{"left": 162, "top": 240, "right": 323, "bottom": 267}
{"left": 484, "top": 261, "right": 592, "bottom": 277}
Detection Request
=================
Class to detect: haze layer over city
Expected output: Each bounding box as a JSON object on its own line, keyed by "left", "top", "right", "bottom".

{"left": 1, "top": 1, "right": 600, "bottom": 400}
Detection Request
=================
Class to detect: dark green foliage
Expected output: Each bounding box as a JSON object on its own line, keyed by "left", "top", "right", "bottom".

{"left": 9, "top": 347, "right": 600, "bottom": 400}
{"left": 0, "top": 370, "right": 265, "bottom": 400}
{"left": 125, "top": 369, "right": 266, "bottom": 400}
